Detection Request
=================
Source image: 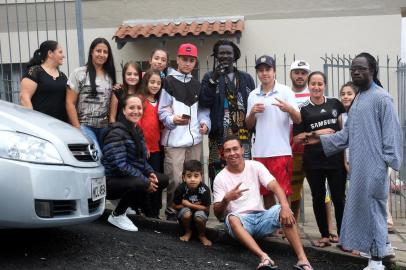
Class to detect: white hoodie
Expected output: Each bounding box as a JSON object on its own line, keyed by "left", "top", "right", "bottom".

{"left": 158, "top": 69, "right": 211, "bottom": 147}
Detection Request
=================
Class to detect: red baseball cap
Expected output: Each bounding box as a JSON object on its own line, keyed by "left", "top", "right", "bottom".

{"left": 177, "top": 43, "right": 198, "bottom": 58}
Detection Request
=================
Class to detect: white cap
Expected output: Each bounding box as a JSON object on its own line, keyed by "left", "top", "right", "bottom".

{"left": 290, "top": 60, "right": 311, "bottom": 72}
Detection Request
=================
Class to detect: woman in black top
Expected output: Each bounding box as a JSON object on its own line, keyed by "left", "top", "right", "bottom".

{"left": 293, "top": 71, "right": 346, "bottom": 248}
{"left": 20, "top": 40, "right": 68, "bottom": 122}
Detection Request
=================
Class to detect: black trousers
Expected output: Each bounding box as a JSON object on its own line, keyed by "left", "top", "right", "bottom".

{"left": 106, "top": 172, "right": 168, "bottom": 216}
{"left": 304, "top": 168, "right": 346, "bottom": 238}
{"left": 148, "top": 151, "right": 163, "bottom": 173}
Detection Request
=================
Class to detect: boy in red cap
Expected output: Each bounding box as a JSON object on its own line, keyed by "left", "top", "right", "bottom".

{"left": 158, "top": 43, "right": 211, "bottom": 220}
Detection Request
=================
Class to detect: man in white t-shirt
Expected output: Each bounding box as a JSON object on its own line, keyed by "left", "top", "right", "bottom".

{"left": 213, "top": 136, "right": 312, "bottom": 270}
{"left": 245, "top": 55, "right": 301, "bottom": 210}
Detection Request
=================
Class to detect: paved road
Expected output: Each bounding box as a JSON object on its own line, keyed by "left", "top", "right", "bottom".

{"left": 0, "top": 217, "right": 364, "bottom": 270}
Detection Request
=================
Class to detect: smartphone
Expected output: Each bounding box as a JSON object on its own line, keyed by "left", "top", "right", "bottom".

{"left": 181, "top": 114, "right": 191, "bottom": 119}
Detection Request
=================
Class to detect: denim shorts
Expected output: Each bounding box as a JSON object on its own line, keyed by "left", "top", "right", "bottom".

{"left": 224, "top": 205, "right": 281, "bottom": 239}
{"left": 177, "top": 207, "right": 208, "bottom": 221}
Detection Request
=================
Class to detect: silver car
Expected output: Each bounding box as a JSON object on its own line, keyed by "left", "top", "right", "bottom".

{"left": 0, "top": 100, "right": 106, "bottom": 228}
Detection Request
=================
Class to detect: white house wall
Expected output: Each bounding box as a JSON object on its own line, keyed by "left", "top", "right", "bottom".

{"left": 105, "top": 14, "right": 401, "bottom": 97}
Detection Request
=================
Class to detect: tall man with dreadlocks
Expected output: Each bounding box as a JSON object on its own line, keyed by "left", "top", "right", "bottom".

{"left": 199, "top": 40, "right": 255, "bottom": 186}
{"left": 306, "top": 53, "right": 403, "bottom": 270}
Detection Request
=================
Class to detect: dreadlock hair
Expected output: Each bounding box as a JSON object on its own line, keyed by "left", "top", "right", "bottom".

{"left": 121, "top": 61, "right": 142, "bottom": 95}
{"left": 86, "top": 37, "right": 116, "bottom": 97}
{"left": 211, "top": 40, "right": 241, "bottom": 71}
{"left": 354, "top": 52, "right": 383, "bottom": 87}
{"left": 27, "top": 40, "right": 59, "bottom": 70}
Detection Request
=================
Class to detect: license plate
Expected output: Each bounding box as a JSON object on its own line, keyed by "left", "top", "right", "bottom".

{"left": 91, "top": 177, "right": 106, "bottom": 201}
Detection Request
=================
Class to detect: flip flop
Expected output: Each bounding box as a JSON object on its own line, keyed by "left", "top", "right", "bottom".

{"left": 293, "top": 263, "right": 314, "bottom": 270}
{"left": 328, "top": 233, "right": 339, "bottom": 243}
{"left": 311, "top": 239, "right": 331, "bottom": 248}
{"left": 257, "top": 258, "right": 279, "bottom": 270}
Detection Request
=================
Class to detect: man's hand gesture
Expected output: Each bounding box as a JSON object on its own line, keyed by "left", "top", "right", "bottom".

{"left": 224, "top": 183, "right": 249, "bottom": 203}
{"left": 273, "top": 97, "right": 294, "bottom": 113}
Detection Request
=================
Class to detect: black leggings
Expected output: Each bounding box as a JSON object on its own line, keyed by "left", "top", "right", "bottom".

{"left": 106, "top": 172, "right": 168, "bottom": 216}
{"left": 305, "top": 168, "right": 346, "bottom": 238}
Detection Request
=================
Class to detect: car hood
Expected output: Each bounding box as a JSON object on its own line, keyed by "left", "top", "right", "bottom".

{"left": 0, "top": 101, "right": 100, "bottom": 168}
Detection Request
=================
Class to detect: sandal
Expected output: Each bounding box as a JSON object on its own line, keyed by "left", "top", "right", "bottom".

{"left": 293, "top": 263, "right": 314, "bottom": 270}
{"left": 311, "top": 239, "right": 331, "bottom": 248}
{"left": 328, "top": 233, "right": 339, "bottom": 243}
{"left": 257, "top": 257, "right": 279, "bottom": 270}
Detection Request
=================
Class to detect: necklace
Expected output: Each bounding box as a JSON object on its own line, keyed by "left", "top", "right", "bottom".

{"left": 41, "top": 65, "right": 58, "bottom": 80}
{"left": 147, "top": 97, "right": 157, "bottom": 103}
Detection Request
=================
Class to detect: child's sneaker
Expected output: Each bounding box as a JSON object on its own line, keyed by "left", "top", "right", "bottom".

{"left": 108, "top": 213, "right": 138, "bottom": 232}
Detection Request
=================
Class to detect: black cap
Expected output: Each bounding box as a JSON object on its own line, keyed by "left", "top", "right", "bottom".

{"left": 255, "top": 55, "right": 275, "bottom": 69}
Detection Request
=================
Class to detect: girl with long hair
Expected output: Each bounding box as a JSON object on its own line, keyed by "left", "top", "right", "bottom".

{"left": 66, "top": 37, "right": 116, "bottom": 154}
{"left": 109, "top": 61, "right": 142, "bottom": 123}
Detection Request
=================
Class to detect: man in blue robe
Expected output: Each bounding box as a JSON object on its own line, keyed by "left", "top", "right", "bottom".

{"left": 308, "top": 53, "right": 403, "bottom": 270}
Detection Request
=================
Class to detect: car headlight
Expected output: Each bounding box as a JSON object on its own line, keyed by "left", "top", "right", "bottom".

{"left": 0, "top": 131, "right": 63, "bottom": 164}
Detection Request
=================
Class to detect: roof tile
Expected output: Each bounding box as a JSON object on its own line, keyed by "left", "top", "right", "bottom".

{"left": 113, "top": 17, "right": 244, "bottom": 40}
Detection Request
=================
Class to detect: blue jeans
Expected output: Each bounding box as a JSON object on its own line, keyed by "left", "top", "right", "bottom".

{"left": 80, "top": 125, "right": 108, "bottom": 158}
{"left": 224, "top": 205, "right": 281, "bottom": 239}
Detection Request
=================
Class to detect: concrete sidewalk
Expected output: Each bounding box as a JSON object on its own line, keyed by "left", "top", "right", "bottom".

{"left": 209, "top": 181, "right": 406, "bottom": 269}
{"left": 106, "top": 181, "right": 406, "bottom": 269}
{"left": 295, "top": 182, "right": 406, "bottom": 269}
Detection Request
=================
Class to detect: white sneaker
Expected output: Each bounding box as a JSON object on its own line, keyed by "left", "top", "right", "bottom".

{"left": 108, "top": 213, "right": 138, "bottom": 232}
{"left": 363, "top": 260, "right": 385, "bottom": 270}
{"left": 363, "top": 267, "right": 385, "bottom": 270}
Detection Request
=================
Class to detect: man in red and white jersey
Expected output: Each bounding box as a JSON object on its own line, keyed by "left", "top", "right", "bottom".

{"left": 289, "top": 60, "right": 311, "bottom": 221}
